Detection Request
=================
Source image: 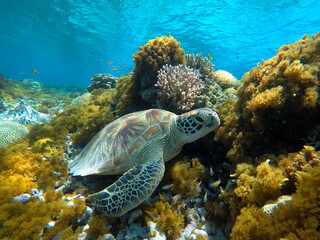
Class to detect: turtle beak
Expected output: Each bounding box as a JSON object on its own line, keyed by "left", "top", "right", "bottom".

{"left": 206, "top": 112, "right": 220, "bottom": 128}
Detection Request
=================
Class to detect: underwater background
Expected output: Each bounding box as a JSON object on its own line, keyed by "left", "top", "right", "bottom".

{"left": 1, "top": 0, "right": 319, "bottom": 86}
{"left": 1, "top": 1, "right": 320, "bottom": 240}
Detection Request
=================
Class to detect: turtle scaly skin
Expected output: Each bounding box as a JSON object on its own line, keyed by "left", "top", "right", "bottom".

{"left": 69, "top": 108, "right": 220, "bottom": 217}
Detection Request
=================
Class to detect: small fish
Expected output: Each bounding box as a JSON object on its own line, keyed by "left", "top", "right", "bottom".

{"left": 207, "top": 54, "right": 213, "bottom": 60}
{"left": 31, "top": 68, "right": 39, "bottom": 74}
{"left": 203, "top": 191, "right": 208, "bottom": 203}
{"left": 210, "top": 179, "right": 221, "bottom": 188}
{"left": 209, "top": 167, "right": 214, "bottom": 176}
{"left": 122, "top": 64, "right": 127, "bottom": 67}
{"left": 98, "top": 59, "right": 103, "bottom": 62}
{"left": 111, "top": 68, "right": 117, "bottom": 71}
{"left": 187, "top": 179, "right": 197, "bottom": 187}
{"left": 12, "top": 193, "right": 32, "bottom": 203}
{"left": 117, "top": 59, "right": 122, "bottom": 61}
{"left": 106, "top": 61, "right": 113, "bottom": 65}
{"left": 161, "top": 184, "right": 173, "bottom": 191}
{"left": 111, "top": 65, "right": 118, "bottom": 68}
{"left": 172, "top": 194, "right": 181, "bottom": 205}
{"left": 52, "top": 226, "right": 73, "bottom": 240}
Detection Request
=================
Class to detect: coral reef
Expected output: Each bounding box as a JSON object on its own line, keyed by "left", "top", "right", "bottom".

{"left": 195, "top": 77, "right": 237, "bottom": 111}
{"left": 132, "top": 36, "right": 186, "bottom": 107}
{"left": 2, "top": 33, "right": 319, "bottom": 240}
{"left": 87, "top": 73, "right": 118, "bottom": 92}
{"left": 0, "top": 121, "right": 29, "bottom": 148}
{"left": 113, "top": 74, "right": 135, "bottom": 115}
{"left": 216, "top": 33, "right": 320, "bottom": 163}
{"left": 155, "top": 64, "right": 203, "bottom": 111}
{"left": 217, "top": 146, "right": 320, "bottom": 238}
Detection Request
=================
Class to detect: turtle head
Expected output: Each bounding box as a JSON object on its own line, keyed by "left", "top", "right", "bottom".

{"left": 176, "top": 108, "right": 220, "bottom": 143}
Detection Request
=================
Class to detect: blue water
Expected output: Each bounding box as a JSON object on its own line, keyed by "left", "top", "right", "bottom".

{"left": 1, "top": 0, "right": 319, "bottom": 87}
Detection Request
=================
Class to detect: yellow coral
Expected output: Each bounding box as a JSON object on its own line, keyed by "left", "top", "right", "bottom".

{"left": 0, "top": 138, "right": 82, "bottom": 239}
{"left": 145, "top": 194, "right": 185, "bottom": 239}
{"left": 233, "top": 161, "right": 286, "bottom": 204}
{"left": 167, "top": 157, "right": 206, "bottom": 197}
{"left": 114, "top": 74, "right": 135, "bottom": 116}
{"left": 246, "top": 86, "right": 283, "bottom": 112}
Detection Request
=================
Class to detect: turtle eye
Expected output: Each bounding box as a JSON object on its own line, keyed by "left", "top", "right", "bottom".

{"left": 195, "top": 116, "right": 205, "bottom": 124}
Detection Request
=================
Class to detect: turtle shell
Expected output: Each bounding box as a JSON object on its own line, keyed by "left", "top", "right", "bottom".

{"left": 69, "top": 109, "right": 175, "bottom": 176}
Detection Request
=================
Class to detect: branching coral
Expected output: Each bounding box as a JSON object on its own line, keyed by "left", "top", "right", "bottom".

{"left": 216, "top": 33, "right": 320, "bottom": 163}
{"left": 155, "top": 64, "right": 203, "bottom": 111}
{"left": 132, "top": 36, "right": 186, "bottom": 107}
{"left": 0, "top": 121, "right": 29, "bottom": 148}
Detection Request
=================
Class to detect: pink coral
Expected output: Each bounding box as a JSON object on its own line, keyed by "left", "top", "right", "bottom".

{"left": 155, "top": 64, "right": 203, "bottom": 111}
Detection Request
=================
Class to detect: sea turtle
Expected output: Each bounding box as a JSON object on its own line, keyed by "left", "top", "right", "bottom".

{"left": 69, "top": 108, "right": 220, "bottom": 217}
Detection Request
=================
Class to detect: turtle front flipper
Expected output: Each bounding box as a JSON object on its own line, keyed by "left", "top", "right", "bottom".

{"left": 86, "top": 157, "right": 165, "bottom": 217}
